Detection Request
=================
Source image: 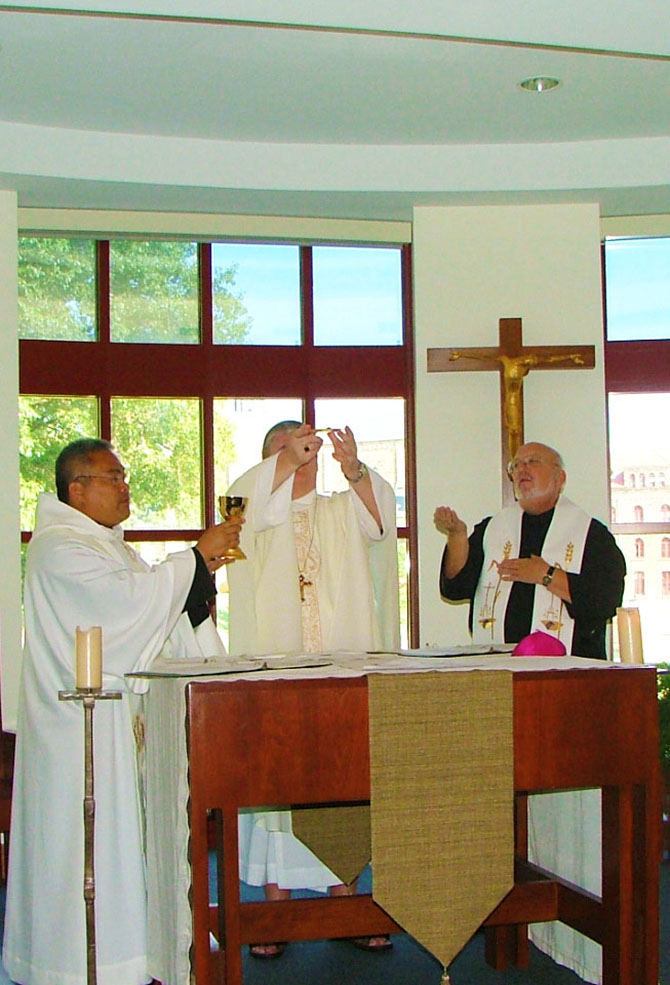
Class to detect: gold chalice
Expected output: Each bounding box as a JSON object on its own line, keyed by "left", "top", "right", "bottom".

{"left": 218, "top": 495, "right": 248, "bottom": 561}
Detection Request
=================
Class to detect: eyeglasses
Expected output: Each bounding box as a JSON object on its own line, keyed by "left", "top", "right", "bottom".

{"left": 74, "top": 471, "right": 128, "bottom": 486}
{"left": 506, "top": 456, "right": 557, "bottom": 477}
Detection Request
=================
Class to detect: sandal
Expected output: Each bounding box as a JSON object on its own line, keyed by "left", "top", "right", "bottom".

{"left": 350, "top": 935, "right": 393, "bottom": 952}
{"left": 249, "top": 942, "right": 287, "bottom": 959}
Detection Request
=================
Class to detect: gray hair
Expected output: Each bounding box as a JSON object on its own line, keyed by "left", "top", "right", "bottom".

{"left": 261, "top": 420, "right": 302, "bottom": 459}
{"left": 521, "top": 441, "right": 565, "bottom": 471}
{"left": 545, "top": 444, "right": 565, "bottom": 470}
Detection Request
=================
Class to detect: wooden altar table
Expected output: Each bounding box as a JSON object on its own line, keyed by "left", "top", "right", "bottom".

{"left": 178, "top": 662, "right": 660, "bottom": 985}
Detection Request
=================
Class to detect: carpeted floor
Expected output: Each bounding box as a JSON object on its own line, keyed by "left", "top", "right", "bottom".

{"left": 1, "top": 863, "right": 667, "bottom": 983}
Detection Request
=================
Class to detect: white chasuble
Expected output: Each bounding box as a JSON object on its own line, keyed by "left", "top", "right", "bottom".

{"left": 226, "top": 453, "right": 399, "bottom": 657}
{"left": 472, "top": 496, "right": 590, "bottom": 651}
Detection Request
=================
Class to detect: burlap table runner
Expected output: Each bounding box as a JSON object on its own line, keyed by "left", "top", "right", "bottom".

{"left": 368, "top": 670, "right": 514, "bottom": 966}
{"left": 294, "top": 669, "right": 514, "bottom": 967}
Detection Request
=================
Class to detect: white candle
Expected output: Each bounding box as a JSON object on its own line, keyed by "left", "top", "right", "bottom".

{"left": 75, "top": 626, "right": 103, "bottom": 689}
{"left": 616, "top": 607, "right": 644, "bottom": 664}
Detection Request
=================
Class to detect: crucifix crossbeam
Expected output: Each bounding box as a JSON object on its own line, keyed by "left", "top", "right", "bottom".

{"left": 427, "top": 318, "right": 596, "bottom": 504}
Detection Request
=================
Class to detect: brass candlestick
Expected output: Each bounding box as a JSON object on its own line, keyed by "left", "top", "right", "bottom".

{"left": 218, "top": 495, "right": 248, "bottom": 560}
{"left": 59, "top": 686, "right": 122, "bottom": 985}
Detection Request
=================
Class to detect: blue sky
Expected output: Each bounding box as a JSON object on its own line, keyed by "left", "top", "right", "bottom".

{"left": 605, "top": 237, "right": 670, "bottom": 342}
{"left": 211, "top": 242, "right": 403, "bottom": 346}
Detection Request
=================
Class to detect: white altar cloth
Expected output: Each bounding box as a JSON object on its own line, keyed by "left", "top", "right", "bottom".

{"left": 141, "top": 651, "right": 615, "bottom": 984}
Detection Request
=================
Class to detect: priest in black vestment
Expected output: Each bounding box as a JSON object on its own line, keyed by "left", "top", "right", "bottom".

{"left": 435, "top": 442, "right": 625, "bottom": 659}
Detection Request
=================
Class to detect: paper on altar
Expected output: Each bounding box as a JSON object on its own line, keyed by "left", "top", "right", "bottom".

{"left": 126, "top": 652, "right": 334, "bottom": 678}
{"left": 126, "top": 655, "right": 262, "bottom": 677}
{"left": 401, "top": 642, "right": 516, "bottom": 657}
{"left": 329, "top": 651, "right": 617, "bottom": 674}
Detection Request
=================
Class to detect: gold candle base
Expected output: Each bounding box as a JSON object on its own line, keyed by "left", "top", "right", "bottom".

{"left": 59, "top": 687, "right": 122, "bottom": 985}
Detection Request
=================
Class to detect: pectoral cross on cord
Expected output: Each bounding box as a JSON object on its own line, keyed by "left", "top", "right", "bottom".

{"left": 298, "top": 573, "right": 312, "bottom": 602}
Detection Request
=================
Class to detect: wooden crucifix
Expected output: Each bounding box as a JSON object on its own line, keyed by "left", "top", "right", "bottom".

{"left": 427, "top": 318, "right": 596, "bottom": 504}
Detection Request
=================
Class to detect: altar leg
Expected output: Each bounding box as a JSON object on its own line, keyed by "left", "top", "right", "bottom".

{"left": 214, "top": 809, "right": 244, "bottom": 985}
{"left": 484, "top": 792, "right": 530, "bottom": 969}
{"left": 601, "top": 783, "right": 659, "bottom": 985}
{"left": 484, "top": 924, "right": 529, "bottom": 969}
{"left": 190, "top": 806, "right": 214, "bottom": 985}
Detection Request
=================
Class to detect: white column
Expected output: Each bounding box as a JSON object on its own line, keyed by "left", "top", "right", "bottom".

{"left": 413, "top": 202, "right": 607, "bottom": 646}
{"left": 0, "top": 192, "right": 21, "bottom": 731}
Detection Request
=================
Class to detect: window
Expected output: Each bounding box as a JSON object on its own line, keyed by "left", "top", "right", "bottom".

{"left": 19, "top": 237, "right": 96, "bottom": 341}
{"left": 605, "top": 235, "right": 670, "bottom": 663}
{"left": 608, "top": 393, "right": 670, "bottom": 662}
{"left": 604, "top": 237, "right": 670, "bottom": 342}
{"left": 109, "top": 241, "right": 200, "bottom": 344}
{"left": 19, "top": 395, "right": 99, "bottom": 530}
{"left": 663, "top": 571, "right": 670, "bottom": 597}
{"left": 312, "top": 246, "right": 403, "bottom": 346}
{"left": 19, "top": 235, "right": 416, "bottom": 647}
{"left": 210, "top": 243, "right": 300, "bottom": 346}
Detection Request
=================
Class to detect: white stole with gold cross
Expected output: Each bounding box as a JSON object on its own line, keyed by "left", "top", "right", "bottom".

{"left": 472, "top": 496, "right": 590, "bottom": 652}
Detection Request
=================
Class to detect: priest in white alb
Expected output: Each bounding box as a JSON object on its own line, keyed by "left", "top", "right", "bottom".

{"left": 226, "top": 421, "right": 399, "bottom": 957}
{"left": 3, "top": 438, "right": 242, "bottom": 985}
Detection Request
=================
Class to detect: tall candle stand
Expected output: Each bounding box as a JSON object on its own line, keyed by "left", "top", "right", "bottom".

{"left": 59, "top": 686, "right": 121, "bottom": 985}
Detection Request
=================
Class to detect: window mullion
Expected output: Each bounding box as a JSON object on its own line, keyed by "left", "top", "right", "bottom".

{"left": 199, "top": 243, "right": 215, "bottom": 528}
{"left": 97, "top": 241, "right": 112, "bottom": 439}
{"left": 300, "top": 245, "right": 315, "bottom": 425}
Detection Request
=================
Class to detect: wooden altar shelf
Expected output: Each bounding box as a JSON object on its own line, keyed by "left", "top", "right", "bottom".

{"left": 184, "top": 666, "right": 660, "bottom": 985}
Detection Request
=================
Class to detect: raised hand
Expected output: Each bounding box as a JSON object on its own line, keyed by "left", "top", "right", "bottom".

{"left": 328, "top": 426, "right": 360, "bottom": 480}
{"left": 434, "top": 506, "right": 467, "bottom": 537}
{"left": 283, "top": 424, "right": 323, "bottom": 468}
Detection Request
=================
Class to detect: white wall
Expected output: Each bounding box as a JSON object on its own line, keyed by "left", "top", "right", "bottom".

{"left": 414, "top": 203, "right": 608, "bottom": 646}
{"left": 0, "top": 194, "right": 21, "bottom": 730}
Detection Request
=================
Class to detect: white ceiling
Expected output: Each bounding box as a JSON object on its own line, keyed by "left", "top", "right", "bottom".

{"left": 2, "top": 1, "right": 670, "bottom": 221}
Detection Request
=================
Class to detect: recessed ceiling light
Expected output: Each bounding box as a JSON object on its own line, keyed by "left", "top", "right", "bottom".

{"left": 519, "top": 76, "right": 561, "bottom": 93}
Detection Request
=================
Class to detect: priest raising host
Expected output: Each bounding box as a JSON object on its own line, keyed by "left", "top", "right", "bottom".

{"left": 227, "top": 421, "right": 399, "bottom": 958}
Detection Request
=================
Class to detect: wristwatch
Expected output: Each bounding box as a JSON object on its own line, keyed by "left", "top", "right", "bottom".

{"left": 542, "top": 564, "right": 556, "bottom": 587}
{"left": 348, "top": 461, "right": 369, "bottom": 483}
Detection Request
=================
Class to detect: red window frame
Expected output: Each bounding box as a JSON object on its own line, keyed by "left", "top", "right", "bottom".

{"left": 19, "top": 238, "right": 419, "bottom": 644}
